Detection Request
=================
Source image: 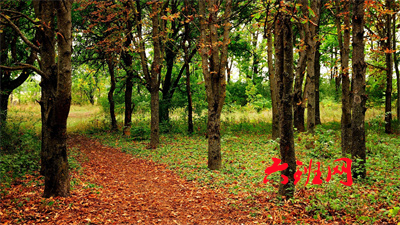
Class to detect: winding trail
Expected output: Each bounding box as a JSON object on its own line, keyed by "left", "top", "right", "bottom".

{"left": 64, "top": 135, "right": 253, "bottom": 224}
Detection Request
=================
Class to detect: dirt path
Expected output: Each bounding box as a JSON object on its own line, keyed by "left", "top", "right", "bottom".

{"left": 67, "top": 135, "right": 255, "bottom": 224}
{"left": 1, "top": 135, "right": 255, "bottom": 224}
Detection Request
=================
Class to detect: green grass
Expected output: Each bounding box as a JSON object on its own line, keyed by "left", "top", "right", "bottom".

{"left": 3, "top": 102, "right": 400, "bottom": 222}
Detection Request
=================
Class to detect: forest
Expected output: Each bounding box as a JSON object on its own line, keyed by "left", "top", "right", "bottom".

{"left": 1, "top": 0, "right": 400, "bottom": 224}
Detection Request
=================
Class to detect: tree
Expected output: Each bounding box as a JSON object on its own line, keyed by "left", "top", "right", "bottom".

{"left": 351, "top": 0, "right": 367, "bottom": 179}
{"left": 184, "top": 0, "right": 194, "bottom": 134}
{"left": 394, "top": 12, "right": 400, "bottom": 123}
{"left": 336, "top": 0, "right": 352, "bottom": 155}
{"left": 199, "top": 0, "right": 232, "bottom": 170}
{"left": 1, "top": 0, "right": 73, "bottom": 197}
{"left": 275, "top": 0, "right": 296, "bottom": 197}
{"left": 0, "top": 1, "right": 38, "bottom": 126}
{"left": 106, "top": 57, "right": 118, "bottom": 131}
{"left": 130, "top": 0, "right": 162, "bottom": 148}
{"left": 301, "top": 0, "right": 321, "bottom": 133}
{"left": 263, "top": 2, "right": 280, "bottom": 138}
{"left": 293, "top": 20, "right": 307, "bottom": 133}
{"left": 31, "top": 0, "right": 73, "bottom": 197}
{"left": 384, "top": 0, "right": 393, "bottom": 134}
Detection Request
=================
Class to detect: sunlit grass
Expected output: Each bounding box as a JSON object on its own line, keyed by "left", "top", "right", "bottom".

{"left": 7, "top": 103, "right": 102, "bottom": 133}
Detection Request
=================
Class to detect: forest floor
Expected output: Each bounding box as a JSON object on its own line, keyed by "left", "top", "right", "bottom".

{"left": 1, "top": 135, "right": 257, "bottom": 224}
{"left": 1, "top": 134, "right": 398, "bottom": 224}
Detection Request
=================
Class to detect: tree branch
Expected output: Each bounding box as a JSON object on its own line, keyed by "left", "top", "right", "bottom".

{"left": 366, "top": 62, "right": 388, "bottom": 71}
{"left": 0, "top": 64, "right": 47, "bottom": 78}
{"left": 0, "top": 13, "right": 40, "bottom": 52}
{"left": 0, "top": 9, "right": 41, "bottom": 25}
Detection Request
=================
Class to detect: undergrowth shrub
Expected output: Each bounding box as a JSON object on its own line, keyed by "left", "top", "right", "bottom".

{"left": 0, "top": 122, "right": 41, "bottom": 190}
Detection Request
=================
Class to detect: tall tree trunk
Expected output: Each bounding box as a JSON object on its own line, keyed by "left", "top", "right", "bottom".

{"left": 351, "top": 0, "right": 367, "bottom": 179}
{"left": 149, "top": 2, "right": 162, "bottom": 149}
{"left": 34, "top": 0, "right": 73, "bottom": 197}
{"left": 122, "top": 20, "right": 134, "bottom": 136}
{"left": 131, "top": 0, "right": 161, "bottom": 148}
{"left": 302, "top": 0, "right": 321, "bottom": 133}
{"left": 293, "top": 25, "right": 307, "bottom": 132}
{"left": 252, "top": 31, "right": 259, "bottom": 81}
{"left": 160, "top": 45, "right": 176, "bottom": 125}
{"left": 394, "top": 14, "right": 400, "bottom": 122}
{"left": 184, "top": 0, "right": 193, "bottom": 134}
{"left": 123, "top": 73, "right": 134, "bottom": 136}
{"left": 385, "top": 0, "right": 393, "bottom": 134}
{"left": 266, "top": 23, "right": 280, "bottom": 138}
{"left": 337, "top": 0, "right": 352, "bottom": 155}
{"left": 315, "top": 41, "right": 321, "bottom": 125}
{"left": 199, "top": 0, "right": 231, "bottom": 170}
{"left": 275, "top": 0, "right": 296, "bottom": 198}
{"left": 107, "top": 59, "right": 117, "bottom": 131}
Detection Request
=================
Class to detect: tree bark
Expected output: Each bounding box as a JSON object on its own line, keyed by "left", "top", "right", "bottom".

{"left": 385, "top": 0, "right": 393, "bottom": 134}
{"left": 337, "top": 0, "right": 352, "bottom": 155}
{"left": 149, "top": 2, "right": 162, "bottom": 149}
{"left": 293, "top": 24, "right": 307, "bottom": 132}
{"left": 107, "top": 59, "right": 118, "bottom": 131}
{"left": 184, "top": 0, "right": 193, "bottom": 134}
{"left": 266, "top": 22, "right": 280, "bottom": 138}
{"left": 315, "top": 41, "right": 321, "bottom": 125}
{"left": 351, "top": 0, "right": 367, "bottom": 179}
{"left": 34, "top": 0, "right": 73, "bottom": 197}
{"left": 275, "top": 0, "right": 296, "bottom": 197}
{"left": 131, "top": 0, "right": 161, "bottom": 148}
{"left": 199, "top": 0, "right": 231, "bottom": 170}
{"left": 302, "top": 0, "right": 321, "bottom": 133}
{"left": 394, "top": 14, "right": 400, "bottom": 122}
{"left": 122, "top": 19, "right": 135, "bottom": 136}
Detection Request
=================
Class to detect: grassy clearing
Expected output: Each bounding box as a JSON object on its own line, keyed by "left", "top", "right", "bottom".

{"left": 2, "top": 102, "right": 400, "bottom": 222}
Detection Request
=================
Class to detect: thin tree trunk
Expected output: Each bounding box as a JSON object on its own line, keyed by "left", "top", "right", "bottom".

{"left": 34, "top": 0, "right": 73, "bottom": 197}
{"left": 149, "top": 2, "right": 162, "bottom": 149}
{"left": 293, "top": 26, "right": 307, "bottom": 132}
{"left": 107, "top": 59, "right": 117, "bottom": 131}
{"left": 351, "top": 0, "right": 367, "bottom": 179}
{"left": 184, "top": 0, "right": 193, "bottom": 134}
{"left": 302, "top": 0, "right": 321, "bottom": 133}
{"left": 315, "top": 41, "right": 321, "bottom": 125}
{"left": 337, "top": 0, "right": 352, "bottom": 155}
{"left": 160, "top": 45, "right": 175, "bottom": 125}
{"left": 199, "top": 0, "right": 231, "bottom": 170}
{"left": 394, "top": 14, "right": 400, "bottom": 122}
{"left": 266, "top": 24, "right": 280, "bottom": 138}
{"left": 122, "top": 19, "right": 134, "bottom": 136}
{"left": 123, "top": 73, "right": 134, "bottom": 136}
{"left": 275, "top": 0, "right": 296, "bottom": 198}
{"left": 385, "top": 0, "right": 393, "bottom": 134}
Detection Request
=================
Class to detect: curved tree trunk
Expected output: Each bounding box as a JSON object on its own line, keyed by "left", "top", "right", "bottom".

{"left": 107, "top": 59, "right": 117, "bottom": 131}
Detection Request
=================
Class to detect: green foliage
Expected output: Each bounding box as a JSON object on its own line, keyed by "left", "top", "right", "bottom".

{"left": 0, "top": 120, "right": 41, "bottom": 190}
